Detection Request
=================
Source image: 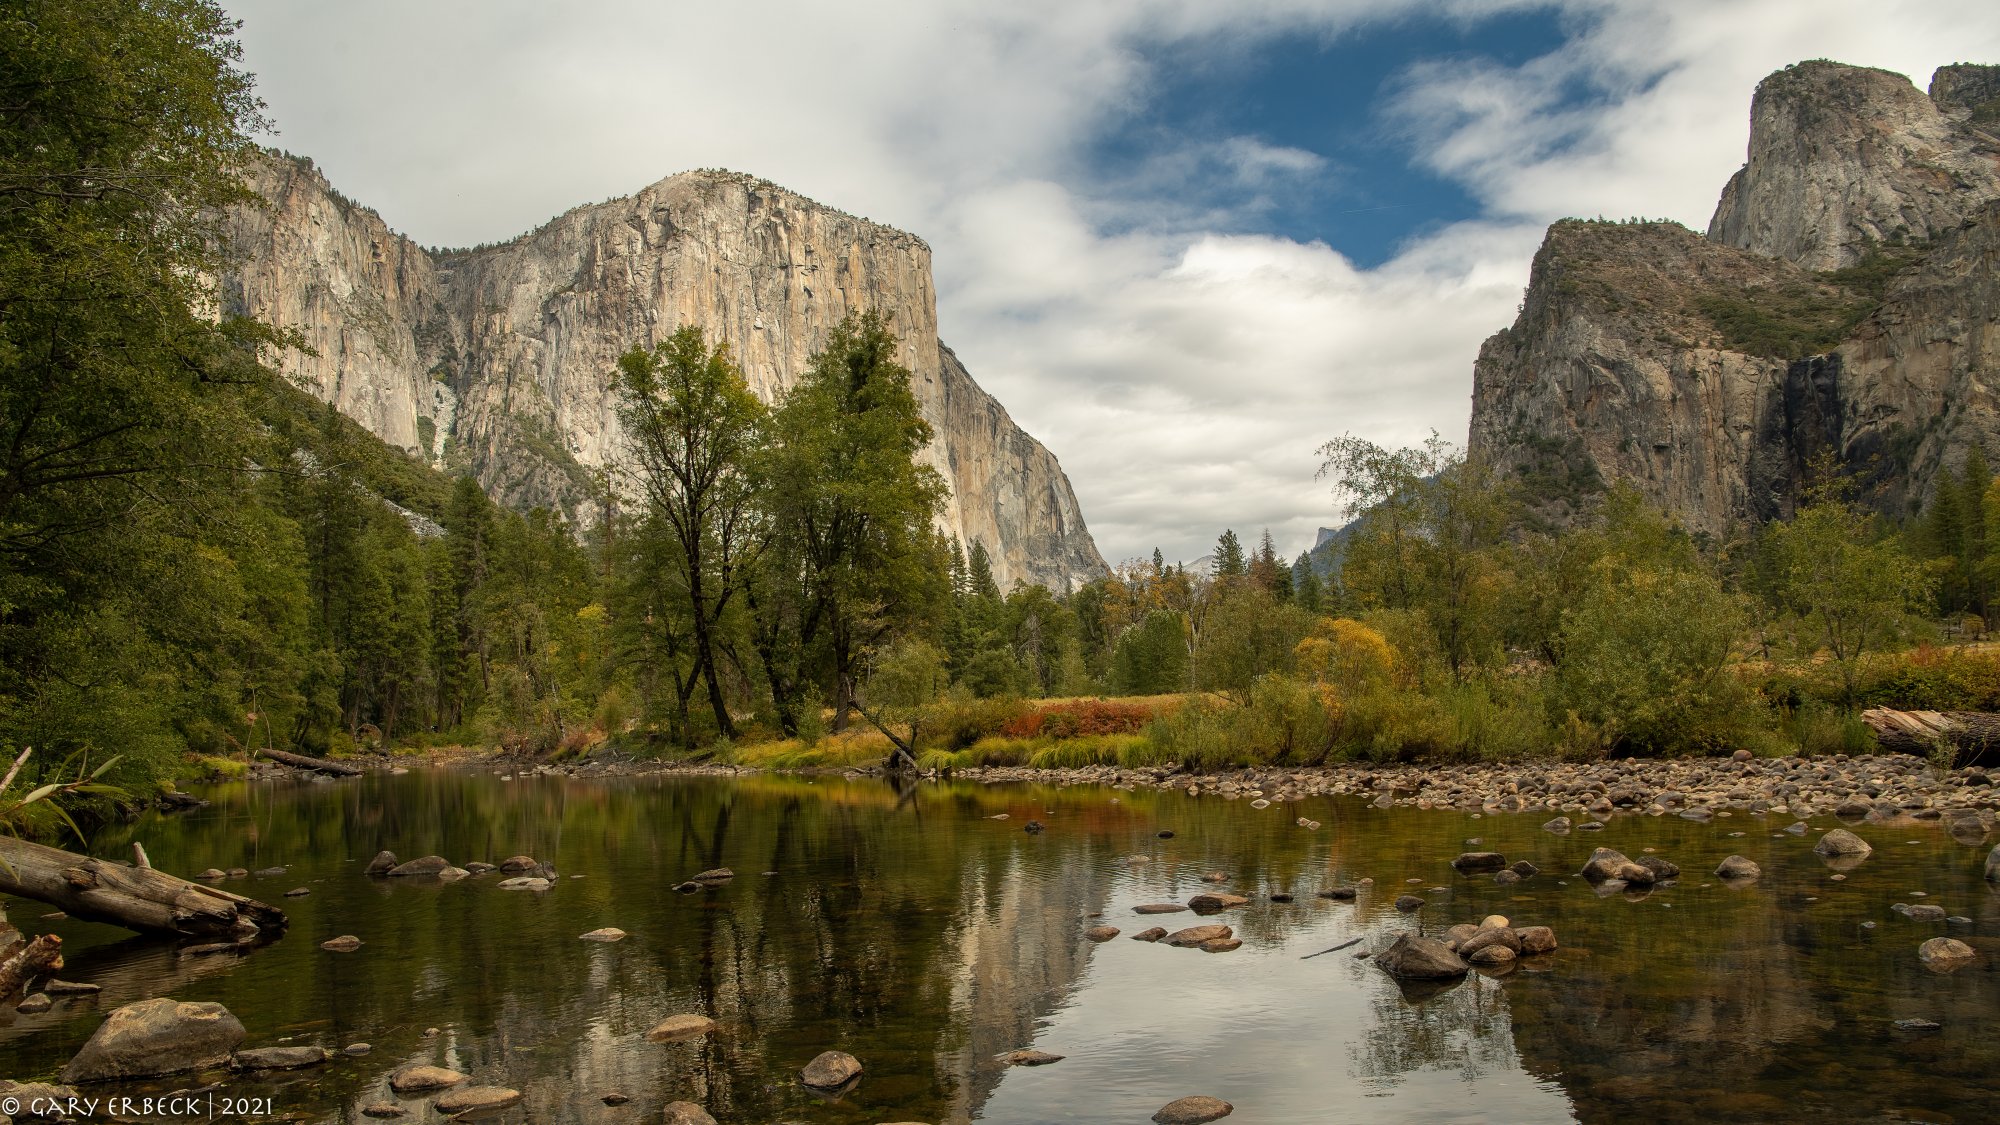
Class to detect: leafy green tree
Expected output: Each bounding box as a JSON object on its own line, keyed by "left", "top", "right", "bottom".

{"left": 1320, "top": 433, "right": 1507, "bottom": 680}
{"left": 856, "top": 639, "right": 949, "bottom": 769}
{"left": 1110, "top": 610, "right": 1190, "bottom": 695}
{"left": 1756, "top": 496, "right": 1935, "bottom": 704}
{"left": 1192, "top": 585, "right": 1311, "bottom": 705}
{"left": 1558, "top": 567, "right": 1755, "bottom": 755}
{"left": 754, "top": 312, "right": 949, "bottom": 730}
{"left": 614, "top": 327, "right": 766, "bottom": 741}
{"left": 0, "top": 0, "right": 277, "bottom": 795}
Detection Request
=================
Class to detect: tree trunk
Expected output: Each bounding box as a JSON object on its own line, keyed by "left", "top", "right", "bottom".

{"left": 0, "top": 836, "right": 287, "bottom": 940}
{"left": 255, "top": 746, "right": 363, "bottom": 776}
{"left": 0, "top": 933, "right": 62, "bottom": 999}
{"left": 1861, "top": 708, "right": 2000, "bottom": 766}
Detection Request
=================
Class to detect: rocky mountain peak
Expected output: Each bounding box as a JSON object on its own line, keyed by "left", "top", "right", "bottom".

{"left": 222, "top": 152, "right": 1105, "bottom": 591}
{"left": 1472, "top": 58, "right": 2000, "bottom": 536}
{"left": 1707, "top": 60, "right": 2000, "bottom": 270}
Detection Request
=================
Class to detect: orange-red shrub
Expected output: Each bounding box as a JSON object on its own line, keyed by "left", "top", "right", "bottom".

{"left": 1001, "top": 700, "right": 1157, "bottom": 739}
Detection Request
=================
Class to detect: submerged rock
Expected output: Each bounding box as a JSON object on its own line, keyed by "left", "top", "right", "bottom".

{"left": 1375, "top": 934, "right": 1469, "bottom": 980}
{"left": 1318, "top": 886, "right": 1358, "bottom": 900}
{"left": 689, "top": 867, "right": 735, "bottom": 884}
{"left": 1134, "top": 903, "right": 1188, "bottom": 914}
{"left": 646, "top": 1014, "right": 717, "bottom": 1042}
{"left": 1188, "top": 892, "right": 1248, "bottom": 912}
{"left": 1580, "top": 847, "right": 1636, "bottom": 882}
{"left": 1163, "top": 924, "right": 1233, "bottom": 947}
{"left": 61, "top": 998, "right": 246, "bottom": 1082}
{"left": 232, "top": 1045, "right": 328, "bottom": 1070}
{"left": 432, "top": 1086, "right": 523, "bottom": 1115}
{"left": 1814, "top": 829, "right": 1873, "bottom": 858}
{"left": 1985, "top": 843, "right": 2000, "bottom": 882}
{"left": 660, "top": 1103, "right": 718, "bottom": 1125}
{"left": 1153, "top": 1095, "right": 1234, "bottom": 1124}
{"left": 359, "top": 1105, "right": 406, "bottom": 1119}
{"left": 800, "top": 1050, "right": 863, "bottom": 1089}
{"left": 385, "top": 855, "right": 452, "bottom": 877}
{"left": 319, "top": 935, "right": 363, "bottom": 952}
{"left": 1002, "top": 1049, "right": 1065, "bottom": 1066}
{"left": 496, "top": 876, "right": 552, "bottom": 891}
{"left": 1715, "top": 855, "right": 1761, "bottom": 880}
{"left": 1515, "top": 926, "right": 1559, "bottom": 955}
{"left": 1393, "top": 894, "right": 1425, "bottom": 912}
{"left": 1635, "top": 856, "right": 1680, "bottom": 880}
{"left": 1199, "top": 937, "right": 1242, "bottom": 953}
{"left": 1450, "top": 852, "right": 1508, "bottom": 873}
{"left": 1918, "top": 937, "right": 1977, "bottom": 971}
{"left": 388, "top": 1064, "right": 466, "bottom": 1092}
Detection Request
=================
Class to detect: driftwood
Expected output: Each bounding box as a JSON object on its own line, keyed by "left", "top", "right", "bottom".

{"left": 0, "top": 933, "right": 62, "bottom": 998}
{"left": 254, "top": 747, "right": 363, "bottom": 776}
{"left": 0, "top": 836, "right": 287, "bottom": 940}
{"left": 1861, "top": 708, "right": 2000, "bottom": 766}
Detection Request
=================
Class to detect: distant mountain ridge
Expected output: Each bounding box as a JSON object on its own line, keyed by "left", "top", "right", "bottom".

{"left": 219, "top": 154, "right": 1107, "bottom": 591}
{"left": 1466, "top": 60, "right": 2000, "bottom": 532}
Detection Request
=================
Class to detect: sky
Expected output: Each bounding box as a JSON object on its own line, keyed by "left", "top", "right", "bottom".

{"left": 221, "top": 0, "right": 2000, "bottom": 567}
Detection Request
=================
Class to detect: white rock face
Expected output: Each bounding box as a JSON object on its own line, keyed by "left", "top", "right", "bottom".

{"left": 221, "top": 156, "right": 1105, "bottom": 591}
{"left": 1707, "top": 61, "right": 2000, "bottom": 270}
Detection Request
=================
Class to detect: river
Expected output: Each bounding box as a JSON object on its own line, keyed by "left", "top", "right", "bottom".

{"left": 2, "top": 768, "right": 1996, "bottom": 1123}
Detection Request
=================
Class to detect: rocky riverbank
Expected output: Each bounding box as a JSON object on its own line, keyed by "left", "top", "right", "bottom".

{"left": 229, "top": 748, "right": 2000, "bottom": 834}
{"left": 949, "top": 752, "right": 2000, "bottom": 831}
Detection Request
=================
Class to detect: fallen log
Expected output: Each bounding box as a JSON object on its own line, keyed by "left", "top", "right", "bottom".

{"left": 1861, "top": 708, "right": 2000, "bottom": 767}
{"left": 0, "top": 836, "right": 287, "bottom": 940}
{"left": 254, "top": 747, "right": 363, "bottom": 776}
{"left": 0, "top": 933, "right": 62, "bottom": 999}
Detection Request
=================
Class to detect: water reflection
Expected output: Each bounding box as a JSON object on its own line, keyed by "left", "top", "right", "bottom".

{"left": 0, "top": 772, "right": 1994, "bottom": 1123}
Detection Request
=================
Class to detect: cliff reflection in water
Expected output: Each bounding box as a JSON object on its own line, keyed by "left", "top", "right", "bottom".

{"left": 0, "top": 771, "right": 1994, "bottom": 1123}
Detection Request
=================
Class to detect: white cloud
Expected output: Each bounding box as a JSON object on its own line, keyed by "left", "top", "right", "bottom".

{"left": 224, "top": 0, "right": 2000, "bottom": 567}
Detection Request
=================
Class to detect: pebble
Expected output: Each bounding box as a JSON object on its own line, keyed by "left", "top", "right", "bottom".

{"left": 319, "top": 935, "right": 362, "bottom": 952}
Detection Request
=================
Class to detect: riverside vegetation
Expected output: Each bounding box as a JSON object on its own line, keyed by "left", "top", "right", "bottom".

{"left": 5, "top": 0, "right": 2000, "bottom": 845}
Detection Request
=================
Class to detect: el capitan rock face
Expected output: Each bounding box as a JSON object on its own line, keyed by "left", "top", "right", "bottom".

{"left": 221, "top": 156, "right": 1104, "bottom": 591}
{"left": 1469, "top": 61, "right": 2000, "bottom": 533}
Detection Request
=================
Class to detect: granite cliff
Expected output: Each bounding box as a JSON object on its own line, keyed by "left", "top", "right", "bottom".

{"left": 1469, "top": 60, "right": 2000, "bottom": 534}
{"left": 220, "top": 156, "right": 1105, "bottom": 591}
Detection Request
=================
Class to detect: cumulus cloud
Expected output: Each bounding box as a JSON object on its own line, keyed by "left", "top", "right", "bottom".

{"left": 224, "top": 0, "right": 2000, "bottom": 566}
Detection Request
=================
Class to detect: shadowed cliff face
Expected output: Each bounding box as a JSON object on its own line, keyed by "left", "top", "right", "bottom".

{"left": 219, "top": 155, "right": 1105, "bottom": 592}
{"left": 1469, "top": 61, "right": 2000, "bottom": 532}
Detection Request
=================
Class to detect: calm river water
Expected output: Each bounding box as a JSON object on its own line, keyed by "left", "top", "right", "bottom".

{"left": 2, "top": 769, "right": 1997, "bottom": 1123}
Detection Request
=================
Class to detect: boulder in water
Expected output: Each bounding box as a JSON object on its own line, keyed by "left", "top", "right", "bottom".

{"left": 61, "top": 998, "right": 246, "bottom": 1082}
{"left": 800, "top": 1049, "right": 863, "bottom": 1089}
{"left": 1374, "top": 934, "right": 1469, "bottom": 980}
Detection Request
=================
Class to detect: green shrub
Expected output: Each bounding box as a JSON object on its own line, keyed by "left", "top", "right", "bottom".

{"left": 1783, "top": 701, "right": 1875, "bottom": 757}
